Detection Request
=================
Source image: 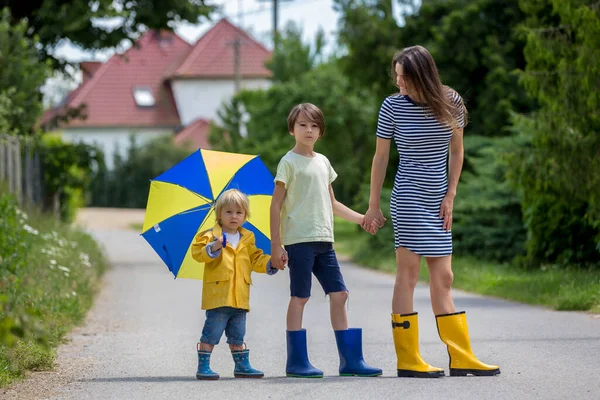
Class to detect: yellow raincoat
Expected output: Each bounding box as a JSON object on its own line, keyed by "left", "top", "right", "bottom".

{"left": 192, "top": 223, "right": 271, "bottom": 311}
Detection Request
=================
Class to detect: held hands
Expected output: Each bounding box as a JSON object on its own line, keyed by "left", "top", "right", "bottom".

{"left": 361, "top": 207, "right": 387, "bottom": 235}
{"left": 271, "top": 246, "right": 288, "bottom": 270}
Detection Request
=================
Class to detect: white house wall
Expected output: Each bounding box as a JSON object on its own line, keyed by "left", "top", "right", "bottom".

{"left": 171, "top": 79, "right": 271, "bottom": 125}
{"left": 60, "top": 128, "right": 172, "bottom": 169}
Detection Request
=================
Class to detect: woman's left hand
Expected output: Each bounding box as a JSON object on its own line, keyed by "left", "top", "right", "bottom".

{"left": 439, "top": 195, "right": 454, "bottom": 232}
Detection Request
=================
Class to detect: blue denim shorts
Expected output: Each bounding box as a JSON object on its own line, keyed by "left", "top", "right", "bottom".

{"left": 284, "top": 241, "right": 348, "bottom": 298}
{"left": 200, "top": 307, "right": 247, "bottom": 346}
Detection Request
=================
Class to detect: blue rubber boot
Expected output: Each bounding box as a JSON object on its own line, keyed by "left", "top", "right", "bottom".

{"left": 231, "top": 349, "right": 264, "bottom": 378}
{"left": 196, "top": 349, "right": 219, "bottom": 380}
{"left": 335, "top": 328, "right": 383, "bottom": 377}
{"left": 286, "top": 329, "right": 323, "bottom": 378}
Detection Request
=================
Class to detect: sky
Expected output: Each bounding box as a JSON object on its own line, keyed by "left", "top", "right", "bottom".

{"left": 43, "top": 0, "right": 406, "bottom": 105}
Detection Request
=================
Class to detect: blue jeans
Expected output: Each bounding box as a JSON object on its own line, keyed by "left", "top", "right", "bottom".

{"left": 285, "top": 241, "right": 348, "bottom": 298}
{"left": 200, "top": 307, "right": 247, "bottom": 346}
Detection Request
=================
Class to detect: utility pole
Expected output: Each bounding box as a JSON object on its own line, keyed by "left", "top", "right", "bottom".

{"left": 227, "top": 36, "right": 243, "bottom": 94}
{"left": 258, "top": 0, "right": 293, "bottom": 47}
{"left": 232, "top": 37, "right": 241, "bottom": 93}
{"left": 228, "top": 0, "right": 244, "bottom": 94}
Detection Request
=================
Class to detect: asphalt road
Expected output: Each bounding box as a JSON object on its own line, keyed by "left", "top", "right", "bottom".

{"left": 6, "top": 228, "right": 600, "bottom": 400}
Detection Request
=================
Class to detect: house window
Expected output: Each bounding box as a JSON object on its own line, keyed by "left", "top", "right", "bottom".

{"left": 133, "top": 87, "right": 155, "bottom": 107}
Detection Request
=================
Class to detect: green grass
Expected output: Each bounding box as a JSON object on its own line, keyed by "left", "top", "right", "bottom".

{"left": 0, "top": 193, "right": 108, "bottom": 387}
{"left": 334, "top": 217, "right": 600, "bottom": 313}
{"left": 129, "top": 222, "right": 143, "bottom": 232}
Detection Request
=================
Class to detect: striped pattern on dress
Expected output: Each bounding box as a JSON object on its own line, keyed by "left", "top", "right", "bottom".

{"left": 376, "top": 91, "right": 465, "bottom": 256}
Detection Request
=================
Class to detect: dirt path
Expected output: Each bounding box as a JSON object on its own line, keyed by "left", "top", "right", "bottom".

{"left": 74, "top": 207, "right": 146, "bottom": 230}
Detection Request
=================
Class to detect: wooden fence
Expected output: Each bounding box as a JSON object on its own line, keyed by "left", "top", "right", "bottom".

{"left": 0, "top": 134, "right": 45, "bottom": 209}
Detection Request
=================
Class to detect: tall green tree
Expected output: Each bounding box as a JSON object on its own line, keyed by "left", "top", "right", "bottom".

{"left": 266, "top": 21, "right": 326, "bottom": 83}
{"left": 335, "top": 0, "right": 532, "bottom": 138}
{"left": 1, "top": 0, "right": 216, "bottom": 69}
{"left": 334, "top": 0, "right": 401, "bottom": 94}
{"left": 509, "top": 0, "right": 600, "bottom": 267}
{"left": 0, "top": 8, "right": 51, "bottom": 135}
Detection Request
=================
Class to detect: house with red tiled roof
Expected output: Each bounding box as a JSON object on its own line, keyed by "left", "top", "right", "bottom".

{"left": 41, "top": 19, "right": 272, "bottom": 168}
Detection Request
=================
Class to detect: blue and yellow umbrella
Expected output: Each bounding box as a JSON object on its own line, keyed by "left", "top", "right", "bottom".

{"left": 141, "top": 149, "right": 274, "bottom": 279}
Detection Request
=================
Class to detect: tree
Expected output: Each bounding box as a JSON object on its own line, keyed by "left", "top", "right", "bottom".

{"left": 509, "top": 0, "right": 600, "bottom": 267}
{"left": 1, "top": 0, "right": 216, "bottom": 69}
{"left": 0, "top": 8, "right": 51, "bottom": 135}
{"left": 334, "top": 0, "right": 401, "bottom": 95}
{"left": 335, "top": 0, "right": 533, "bottom": 138}
{"left": 266, "top": 21, "right": 326, "bottom": 83}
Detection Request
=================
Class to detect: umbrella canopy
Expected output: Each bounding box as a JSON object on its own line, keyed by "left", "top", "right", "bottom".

{"left": 141, "top": 149, "right": 274, "bottom": 279}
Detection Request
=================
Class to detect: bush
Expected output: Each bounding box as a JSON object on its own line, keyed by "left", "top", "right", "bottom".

{"left": 0, "top": 190, "right": 107, "bottom": 387}
{"left": 508, "top": 115, "right": 600, "bottom": 269}
{"left": 452, "top": 135, "right": 526, "bottom": 261}
{"left": 36, "top": 133, "right": 104, "bottom": 222}
{"left": 89, "top": 135, "right": 191, "bottom": 208}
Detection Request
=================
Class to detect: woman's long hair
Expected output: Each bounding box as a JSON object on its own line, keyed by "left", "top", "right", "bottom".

{"left": 391, "top": 46, "right": 468, "bottom": 129}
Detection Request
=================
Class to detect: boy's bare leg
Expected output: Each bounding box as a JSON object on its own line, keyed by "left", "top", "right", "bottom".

{"left": 329, "top": 291, "right": 349, "bottom": 331}
{"left": 287, "top": 296, "right": 309, "bottom": 330}
{"left": 199, "top": 342, "right": 214, "bottom": 352}
{"left": 229, "top": 344, "right": 244, "bottom": 351}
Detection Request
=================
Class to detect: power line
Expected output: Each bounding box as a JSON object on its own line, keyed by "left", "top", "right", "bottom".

{"left": 257, "top": 0, "right": 293, "bottom": 45}
{"left": 225, "top": 0, "right": 326, "bottom": 20}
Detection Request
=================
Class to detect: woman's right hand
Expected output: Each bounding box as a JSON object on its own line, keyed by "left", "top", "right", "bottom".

{"left": 362, "top": 207, "right": 386, "bottom": 234}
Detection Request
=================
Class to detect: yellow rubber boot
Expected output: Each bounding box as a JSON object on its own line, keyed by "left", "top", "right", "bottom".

{"left": 436, "top": 312, "right": 500, "bottom": 376}
{"left": 392, "top": 313, "right": 444, "bottom": 378}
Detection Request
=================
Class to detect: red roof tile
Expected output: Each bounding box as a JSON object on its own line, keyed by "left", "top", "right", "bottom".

{"left": 46, "top": 30, "right": 191, "bottom": 129}
{"left": 173, "top": 118, "right": 211, "bottom": 149}
{"left": 80, "top": 61, "right": 102, "bottom": 84}
{"left": 172, "top": 18, "right": 272, "bottom": 79}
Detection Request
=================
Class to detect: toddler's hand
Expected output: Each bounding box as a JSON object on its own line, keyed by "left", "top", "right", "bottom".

{"left": 213, "top": 235, "right": 224, "bottom": 251}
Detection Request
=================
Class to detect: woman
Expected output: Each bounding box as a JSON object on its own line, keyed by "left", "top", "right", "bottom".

{"left": 363, "top": 45, "right": 500, "bottom": 378}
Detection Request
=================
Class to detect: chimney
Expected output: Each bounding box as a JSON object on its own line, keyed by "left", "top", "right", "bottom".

{"left": 80, "top": 61, "right": 102, "bottom": 84}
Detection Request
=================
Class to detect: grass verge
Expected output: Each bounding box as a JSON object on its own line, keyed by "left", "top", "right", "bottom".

{"left": 0, "top": 192, "right": 108, "bottom": 387}
{"left": 334, "top": 217, "right": 600, "bottom": 313}
{"left": 129, "top": 222, "right": 143, "bottom": 232}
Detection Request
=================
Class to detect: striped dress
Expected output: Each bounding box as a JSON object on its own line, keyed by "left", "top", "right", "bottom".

{"left": 376, "top": 92, "right": 465, "bottom": 256}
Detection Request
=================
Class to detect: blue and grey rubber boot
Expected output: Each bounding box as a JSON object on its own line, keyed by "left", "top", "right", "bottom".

{"left": 196, "top": 346, "right": 219, "bottom": 380}
{"left": 231, "top": 349, "right": 264, "bottom": 378}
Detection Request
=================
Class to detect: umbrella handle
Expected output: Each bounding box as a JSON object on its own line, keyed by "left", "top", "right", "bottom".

{"left": 222, "top": 232, "right": 227, "bottom": 248}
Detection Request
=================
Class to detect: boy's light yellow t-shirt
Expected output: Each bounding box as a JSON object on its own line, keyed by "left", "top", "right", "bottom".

{"left": 274, "top": 151, "right": 337, "bottom": 246}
